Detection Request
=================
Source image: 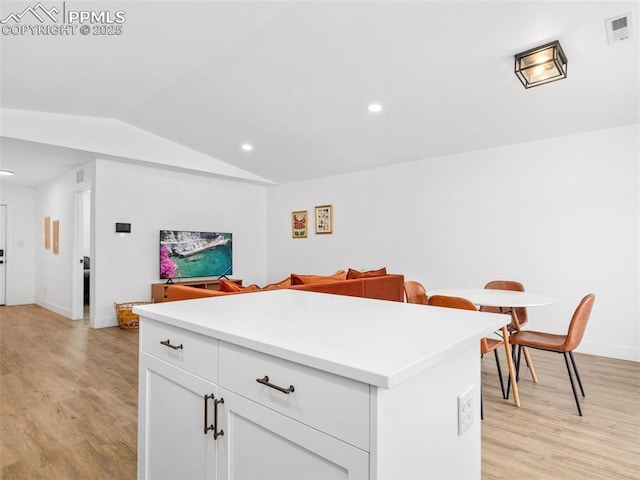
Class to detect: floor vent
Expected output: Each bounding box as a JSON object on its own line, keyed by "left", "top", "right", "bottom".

{"left": 606, "top": 12, "right": 633, "bottom": 44}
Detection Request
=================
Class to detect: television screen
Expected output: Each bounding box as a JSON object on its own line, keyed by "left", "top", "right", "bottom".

{"left": 160, "top": 230, "right": 232, "bottom": 280}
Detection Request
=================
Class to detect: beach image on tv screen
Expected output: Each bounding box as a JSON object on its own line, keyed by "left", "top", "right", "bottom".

{"left": 160, "top": 230, "right": 232, "bottom": 279}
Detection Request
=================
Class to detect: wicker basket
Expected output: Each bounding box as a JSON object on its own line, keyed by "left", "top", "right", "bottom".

{"left": 114, "top": 301, "right": 151, "bottom": 329}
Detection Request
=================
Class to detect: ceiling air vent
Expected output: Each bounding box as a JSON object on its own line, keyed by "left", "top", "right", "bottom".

{"left": 605, "top": 12, "right": 633, "bottom": 44}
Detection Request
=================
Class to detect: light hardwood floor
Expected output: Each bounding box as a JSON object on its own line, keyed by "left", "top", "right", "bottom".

{"left": 1, "top": 305, "right": 639, "bottom": 479}
{"left": 1, "top": 305, "right": 138, "bottom": 479}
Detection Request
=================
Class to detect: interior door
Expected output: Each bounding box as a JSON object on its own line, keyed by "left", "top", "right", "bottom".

{"left": 0, "top": 204, "right": 6, "bottom": 305}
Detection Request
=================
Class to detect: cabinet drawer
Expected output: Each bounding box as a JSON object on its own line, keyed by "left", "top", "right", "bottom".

{"left": 140, "top": 318, "right": 218, "bottom": 383}
{"left": 219, "top": 342, "right": 369, "bottom": 451}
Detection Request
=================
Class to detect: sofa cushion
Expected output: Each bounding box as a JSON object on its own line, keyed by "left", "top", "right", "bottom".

{"left": 362, "top": 274, "right": 405, "bottom": 302}
{"left": 347, "top": 267, "right": 387, "bottom": 279}
{"left": 262, "top": 276, "right": 292, "bottom": 290}
{"left": 166, "top": 285, "right": 230, "bottom": 301}
{"left": 291, "top": 270, "right": 347, "bottom": 286}
{"left": 219, "top": 279, "right": 260, "bottom": 292}
{"left": 292, "top": 279, "right": 364, "bottom": 297}
{"left": 167, "top": 273, "right": 405, "bottom": 303}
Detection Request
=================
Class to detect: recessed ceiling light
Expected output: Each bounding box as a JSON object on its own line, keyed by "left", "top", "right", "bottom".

{"left": 0, "top": 170, "right": 14, "bottom": 176}
{"left": 241, "top": 144, "right": 253, "bottom": 152}
{"left": 367, "top": 104, "right": 382, "bottom": 113}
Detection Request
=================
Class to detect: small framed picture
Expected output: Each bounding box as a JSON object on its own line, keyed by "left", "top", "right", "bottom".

{"left": 52, "top": 220, "right": 60, "bottom": 255}
{"left": 44, "top": 216, "right": 51, "bottom": 249}
{"left": 291, "top": 210, "right": 308, "bottom": 238}
{"left": 315, "top": 205, "right": 333, "bottom": 234}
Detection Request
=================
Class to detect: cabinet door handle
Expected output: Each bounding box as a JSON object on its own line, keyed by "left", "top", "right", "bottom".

{"left": 160, "top": 339, "right": 183, "bottom": 350}
{"left": 204, "top": 394, "right": 224, "bottom": 439}
{"left": 204, "top": 393, "right": 215, "bottom": 434}
{"left": 256, "top": 375, "right": 295, "bottom": 394}
{"left": 213, "top": 398, "right": 224, "bottom": 440}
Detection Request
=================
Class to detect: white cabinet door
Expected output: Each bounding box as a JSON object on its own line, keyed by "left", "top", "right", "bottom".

{"left": 216, "top": 389, "right": 369, "bottom": 480}
{"left": 138, "top": 353, "right": 219, "bottom": 480}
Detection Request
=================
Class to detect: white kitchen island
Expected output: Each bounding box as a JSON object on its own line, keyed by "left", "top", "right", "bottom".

{"left": 134, "top": 289, "right": 507, "bottom": 480}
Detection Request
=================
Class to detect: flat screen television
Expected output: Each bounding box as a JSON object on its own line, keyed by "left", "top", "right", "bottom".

{"left": 160, "top": 230, "right": 232, "bottom": 280}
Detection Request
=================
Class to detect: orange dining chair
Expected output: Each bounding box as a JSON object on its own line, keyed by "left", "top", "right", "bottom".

{"left": 404, "top": 281, "right": 428, "bottom": 305}
{"left": 427, "top": 295, "right": 506, "bottom": 418}
{"left": 480, "top": 280, "right": 537, "bottom": 385}
{"left": 481, "top": 280, "right": 528, "bottom": 331}
{"left": 509, "top": 293, "right": 595, "bottom": 416}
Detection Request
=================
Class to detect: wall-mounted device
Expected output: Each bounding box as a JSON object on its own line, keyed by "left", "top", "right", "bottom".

{"left": 115, "top": 223, "right": 131, "bottom": 233}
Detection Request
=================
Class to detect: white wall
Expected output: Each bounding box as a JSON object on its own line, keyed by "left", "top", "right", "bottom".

{"left": 0, "top": 184, "right": 37, "bottom": 305}
{"left": 266, "top": 124, "right": 640, "bottom": 361}
{"left": 93, "top": 159, "right": 267, "bottom": 328}
{"left": 34, "top": 165, "right": 93, "bottom": 317}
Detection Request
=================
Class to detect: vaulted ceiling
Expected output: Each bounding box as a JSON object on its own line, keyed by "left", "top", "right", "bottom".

{"left": 1, "top": 1, "right": 638, "bottom": 186}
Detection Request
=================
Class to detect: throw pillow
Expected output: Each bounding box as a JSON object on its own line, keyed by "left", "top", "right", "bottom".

{"left": 290, "top": 270, "right": 347, "bottom": 286}
{"left": 219, "top": 280, "right": 260, "bottom": 292}
{"left": 262, "top": 276, "right": 292, "bottom": 290}
{"left": 346, "top": 267, "right": 387, "bottom": 279}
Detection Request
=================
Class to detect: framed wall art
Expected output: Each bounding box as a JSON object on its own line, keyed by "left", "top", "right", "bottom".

{"left": 292, "top": 210, "right": 308, "bottom": 238}
{"left": 314, "top": 205, "right": 333, "bottom": 234}
{"left": 44, "top": 216, "right": 51, "bottom": 249}
{"left": 52, "top": 220, "right": 60, "bottom": 255}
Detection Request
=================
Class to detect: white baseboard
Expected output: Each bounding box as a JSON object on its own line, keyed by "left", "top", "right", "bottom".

{"left": 36, "top": 300, "right": 72, "bottom": 319}
{"left": 6, "top": 296, "right": 36, "bottom": 305}
{"left": 93, "top": 316, "right": 119, "bottom": 329}
{"left": 578, "top": 341, "right": 639, "bottom": 362}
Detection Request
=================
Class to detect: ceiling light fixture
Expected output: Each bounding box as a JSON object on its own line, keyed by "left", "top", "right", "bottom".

{"left": 514, "top": 40, "right": 567, "bottom": 89}
{"left": 241, "top": 144, "right": 253, "bottom": 152}
{"left": 0, "top": 170, "right": 14, "bottom": 176}
{"left": 367, "top": 103, "right": 382, "bottom": 113}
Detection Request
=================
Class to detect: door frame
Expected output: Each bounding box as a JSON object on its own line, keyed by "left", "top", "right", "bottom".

{"left": 71, "top": 188, "right": 91, "bottom": 321}
{"left": 0, "top": 204, "right": 6, "bottom": 305}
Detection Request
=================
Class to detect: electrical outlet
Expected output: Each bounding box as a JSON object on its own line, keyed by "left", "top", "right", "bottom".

{"left": 458, "top": 387, "right": 474, "bottom": 435}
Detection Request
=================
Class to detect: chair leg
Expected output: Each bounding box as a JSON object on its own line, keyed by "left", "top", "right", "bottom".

{"left": 522, "top": 346, "right": 538, "bottom": 383}
{"left": 479, "top": 353, "right": 484, "bottom": 419}
{"left": 507, "top": 345, "right": 522, "bottom": 398}
{"left": 493, "top": 349, "right": 506, "bottom": 399}
{"left": 506, "top": 345, "right": 522, "bottom": 400}
{"left": 563, "top": 352, "right": 583, "bottom": 416}
{"left": 569, "top": 351, "right": 585, "bottom": 397}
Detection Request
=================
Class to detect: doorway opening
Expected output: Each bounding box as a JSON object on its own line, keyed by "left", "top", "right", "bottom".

{"left": 0, "top": 204, "right": 6, "bottom": 306}
{"left": 72, "top": 189, "right": 91, "bottom": 321}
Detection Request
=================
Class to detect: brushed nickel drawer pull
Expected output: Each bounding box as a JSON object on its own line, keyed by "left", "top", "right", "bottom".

{"left": 160, "top": 339, "right": 183, "bottom": 350}
{"left": 256, "top": 375, "right": 295, "bottom": 394}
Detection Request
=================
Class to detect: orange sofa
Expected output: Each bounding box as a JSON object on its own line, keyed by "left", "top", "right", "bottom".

{"left": 165, "top": 272, "right": 405, "bottom": 303}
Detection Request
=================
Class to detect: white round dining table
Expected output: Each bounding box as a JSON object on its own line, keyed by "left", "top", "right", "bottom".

{"left": 428, "top": 288, "right": 553, "bottom": 308}
{"left": 428, "top": 288, "right": 554, "bottom": 407}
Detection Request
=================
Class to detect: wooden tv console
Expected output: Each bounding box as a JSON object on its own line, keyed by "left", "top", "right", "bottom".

{"left": 151, "top": 279, "right": 243, "bottom": 303}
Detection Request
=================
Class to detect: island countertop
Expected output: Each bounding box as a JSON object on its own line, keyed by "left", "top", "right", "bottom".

{"left": 134, "top": 289, "right": 507, "bottom": 388}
